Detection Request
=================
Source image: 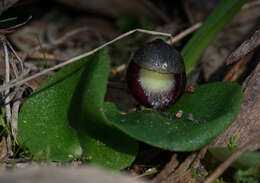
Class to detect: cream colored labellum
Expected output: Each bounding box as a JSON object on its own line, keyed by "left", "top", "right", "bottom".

{"left": 139, "top": 68, "right": 175, "bottom": 93}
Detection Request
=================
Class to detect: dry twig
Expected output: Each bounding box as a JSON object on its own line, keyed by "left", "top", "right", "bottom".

{"left": 223, "top": 53, "right": 253, "bottom": 81}
{"left": 226, "top": 29, "right": 260, "bottom": 65}
{"left": 5, "top": 16, "right": 32, "bottom": 31}
{"left": 167, "top": 22, "right": 202, "bottom": 45}
{"left": 1, "top": 36, "right": 13, "bottom": 156}
{"left": 165, "top": 153, "right": 197, "bottom": 183}
{"left": 0, "top": 24, "right": 201, "bottom": 92}
{"left": 6, "top": 40, "right": 24, "bottom": 72}
{"left": 152, "top": 154, "right": 179, "bottom": 183}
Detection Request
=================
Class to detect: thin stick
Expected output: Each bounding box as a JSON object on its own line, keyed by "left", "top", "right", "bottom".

{"left": 2, "top": 38, "right": 13, "bottom": 156}
{"left": 6, "top": 69, "right": 30, "bottom": 87}
{"left": 166, "top": 22, "right": 202, "bottom": 45}
{"left": 0, "top": 24, "right": 201, "bottom": 92}
{"left": 0, "top": 29, "right": 172, "bottom": 92}
{"left": 6, "top": 16, "right": 32, "bottom": 31}
{"left": 3, "top": 44, "right": 10, "bottom": 115}
{"left": 152, "top": 154, "right": 179, "bottom": 183}
{"left": 167, "top": 153, "right": 197, "bottom": 182}
{"left": 9, "top": 55, "right": 19, "bottom": 78}
{"left": 3, "top": 41, "right": 10, "bottom": 122}
{"left": 203, "top": 131, "right": 260, "bottom": 183}
{"left": 6, "top": 40, "right": 24, "bottom": 72}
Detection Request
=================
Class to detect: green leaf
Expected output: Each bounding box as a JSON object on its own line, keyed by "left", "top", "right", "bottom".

{"left": 69, "top": 51, "right": 138, "bottom": 169}
{"left": 209, "top": 147, "right": 260, "bottom": 169}
{"left": 106, "top": 82, "right": 242, "bottom": 151}
{"left": 18, "top": 57, "right": 86, "bottom": 161}
{"left": 18, "top": 50, "right": 138, "bottom": 169}
{"left": 181, "top": 0, "right": 247, "bottom": 74}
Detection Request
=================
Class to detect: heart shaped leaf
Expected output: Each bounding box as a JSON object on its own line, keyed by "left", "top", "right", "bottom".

{"left": 209, "top": 147, "right": 260, "bottom": 169}
{"left": 105, "top": 82, "right": 242, "bottom": 151}
{"left": 68, "top": 51, "right": 138, "bottom": 169}
{"left": 18, "top": 50, "right": 138, "bottom": 169}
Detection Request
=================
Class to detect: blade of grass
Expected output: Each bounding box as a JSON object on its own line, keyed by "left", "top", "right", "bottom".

{"left": 36, "top": 35, "right": 48, "bottom": 70}
{"left": 0, "top": 17, "right": 17, "bottom": 23}
{"left": 181, "top": 0, "right": 247, "bottom": 74}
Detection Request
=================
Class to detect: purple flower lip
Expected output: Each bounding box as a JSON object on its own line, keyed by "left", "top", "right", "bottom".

{"left": 126, "top": 39, "right": 186, "bottom": 110}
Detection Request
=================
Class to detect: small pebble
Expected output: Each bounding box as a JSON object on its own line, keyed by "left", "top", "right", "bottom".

{"left": 176, "top": 110, "right": 183, "bottom": 118}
